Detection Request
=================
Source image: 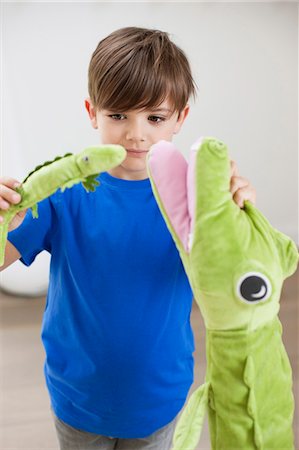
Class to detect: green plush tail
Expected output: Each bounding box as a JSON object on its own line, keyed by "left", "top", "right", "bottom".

{"left": 172, "top": 382, "right": 210, "bottom": 450}
{"left": 0, "top": 222, "right": 9, "bottom": 267}
{"left": 206, "top": 317, "right": 294, "bottom": 450}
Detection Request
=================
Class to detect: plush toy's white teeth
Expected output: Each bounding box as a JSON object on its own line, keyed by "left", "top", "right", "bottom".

{"left": 187, "top": 233, "right": 194, "bottom": 252}
{"left": 191, "top": 137, "right": 205, "bottom": 151}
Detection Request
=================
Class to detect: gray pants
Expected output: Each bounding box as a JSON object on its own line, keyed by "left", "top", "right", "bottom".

{"left": 52, "top": 411, "right": 177, "bottom": 450}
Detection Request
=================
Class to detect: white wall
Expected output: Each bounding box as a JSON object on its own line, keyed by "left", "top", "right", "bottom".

{"left": 1, "top": 2, "right": 298, "bottom": 246}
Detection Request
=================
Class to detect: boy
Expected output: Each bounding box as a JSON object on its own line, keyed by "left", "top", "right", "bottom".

{"left": 0, "top": 27, "right": 256, "bottom": 450}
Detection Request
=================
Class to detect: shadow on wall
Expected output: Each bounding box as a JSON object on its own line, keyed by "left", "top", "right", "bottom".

{"left": 0, "top": 252, "right": 50, "bottom": 297}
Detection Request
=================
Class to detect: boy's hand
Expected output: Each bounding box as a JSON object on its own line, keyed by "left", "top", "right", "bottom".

{"left": 0, "top": 177, "right": 27, "bottom": 231}
{"left": 229, "top": 160, "right": 256, "bottom": 208}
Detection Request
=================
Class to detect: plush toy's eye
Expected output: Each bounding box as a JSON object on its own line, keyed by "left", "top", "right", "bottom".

{"left": 237, "top": 272, "right": 272, "bottom": 304}
{"left": 83, "top": 156, "right": 89, "bottom": 162}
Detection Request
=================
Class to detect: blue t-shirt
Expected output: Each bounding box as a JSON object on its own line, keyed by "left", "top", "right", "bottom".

{"left": 8, "top": 172, "right": 194, "bottom": 438}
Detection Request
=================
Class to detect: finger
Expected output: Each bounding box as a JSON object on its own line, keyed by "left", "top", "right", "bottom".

{"left": 0, "top": 177, "right": 22, "bottom": 189}
{"left": 230, "top": 176, "right": 249, "bottom": 197}
{"left": 233, "top": 185, "right": 256, "bottom": 208}
{"left": 230, "top": 160, "right": 240, "bottom": 178}
{"left": 0, "top": 184, "right": 22, "bottom": 206}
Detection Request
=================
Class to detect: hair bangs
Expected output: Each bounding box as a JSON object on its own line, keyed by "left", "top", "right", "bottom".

{"left": 88, "top": 27, "right": 196, "bottom": 115}
{"left": 100, "top": 64, "right": 178, "bottom": 114}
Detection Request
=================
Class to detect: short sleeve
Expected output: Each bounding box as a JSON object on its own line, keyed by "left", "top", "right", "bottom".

{"left": 7, "top": 191, "right": 61, "bottom": 266}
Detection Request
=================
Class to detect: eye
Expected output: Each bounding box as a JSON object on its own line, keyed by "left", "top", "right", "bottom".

{"left": 109, "top": 114, "right": 126, "bottom": 121}
{"left": 236, "top": 272, "right": 272, "bottom": 304}
{"left": 83, "top": 156, "right": 89, "bottom": 162}
{"left": 148, "top": 115, "right": 165, "bottom": 123}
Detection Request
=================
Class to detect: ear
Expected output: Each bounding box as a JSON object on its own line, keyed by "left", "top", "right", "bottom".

{"left": 173, "top": 104, "right": 190, "bottom": 134}
{"left": 85, "top": 98, "right": 98, "bottom": 129}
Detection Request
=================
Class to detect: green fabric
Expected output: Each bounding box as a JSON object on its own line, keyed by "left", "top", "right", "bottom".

{"left": 172, "top": 382, "right": 210, "bottom": 450}
{"left": 0, "top": 145, "right": 126, "bottom": 266}
{"left": 206, "top": 317, "right": 294, "bottom": 449}
{"left": 147, "top": 137, "right": 298, "bottom": 450}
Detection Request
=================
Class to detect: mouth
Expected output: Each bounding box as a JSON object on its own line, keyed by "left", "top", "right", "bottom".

{"left": 126, "top": 149, "right": 148, "bottom": 158}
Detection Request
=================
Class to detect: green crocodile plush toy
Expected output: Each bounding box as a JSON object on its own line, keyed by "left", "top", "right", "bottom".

{"left": 147, "top": 137, "right": 298, "bottom": 450}
{"left": 0, "top": 144, "right": 126, "bottom": 266}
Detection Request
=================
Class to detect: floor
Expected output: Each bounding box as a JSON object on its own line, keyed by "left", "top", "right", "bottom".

{"left": 0, "top": 269, "right": 298, "bottom": 450}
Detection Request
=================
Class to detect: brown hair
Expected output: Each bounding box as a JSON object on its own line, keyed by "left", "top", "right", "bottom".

{"left": 88, "top": 27, "right": 197, "bottom": 114}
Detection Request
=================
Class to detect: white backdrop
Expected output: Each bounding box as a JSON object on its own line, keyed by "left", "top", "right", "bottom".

{"left": 1, "top": 2, "right": 298, "bottom": 293}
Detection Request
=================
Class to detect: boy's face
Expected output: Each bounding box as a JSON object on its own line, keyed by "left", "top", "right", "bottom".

{"left": 85, "top": 99, "right": 189, "bottom": 180}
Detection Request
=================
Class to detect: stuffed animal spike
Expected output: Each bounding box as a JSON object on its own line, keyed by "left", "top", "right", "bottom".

{"left": 0, "top": 145, "right": 126, "bottom": 266}
{"left": 147, "top": 137, "right": 298, "bottom": 450}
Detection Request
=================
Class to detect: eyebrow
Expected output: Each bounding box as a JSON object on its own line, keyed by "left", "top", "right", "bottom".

{"left": 150, "top": 108, "right": 172, "bottom": 113}
{"left": 103, "top": 108, "right": 172, "bottom": 113}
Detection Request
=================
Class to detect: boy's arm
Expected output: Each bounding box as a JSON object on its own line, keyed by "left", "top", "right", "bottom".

{"left": 0, "top": 176, "right": 26, "bottom": 270}
{"left": 0, "top": 240, "right": 21, "bottom": 271}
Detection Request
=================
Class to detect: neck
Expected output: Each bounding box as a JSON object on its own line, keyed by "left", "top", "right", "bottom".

{"left": 107, "top": 167, "right": 149, "bottom": 181}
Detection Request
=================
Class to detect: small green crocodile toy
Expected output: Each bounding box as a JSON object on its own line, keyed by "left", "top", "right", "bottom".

{"left": 147, "top": 137, "right": 298, "bottom": 450}
{"left": 0, "top": 144, "right": 126, "bottom": 266}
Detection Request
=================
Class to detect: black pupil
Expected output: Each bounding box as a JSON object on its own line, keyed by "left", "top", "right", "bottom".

{"left": 240, "top": 276, "right": 267, "bottom": 302}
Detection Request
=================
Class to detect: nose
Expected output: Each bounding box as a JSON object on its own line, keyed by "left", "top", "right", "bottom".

{"left": 125, "top": 120, "right": 146, "bottom": 142}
